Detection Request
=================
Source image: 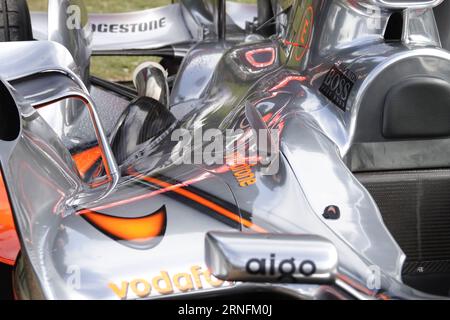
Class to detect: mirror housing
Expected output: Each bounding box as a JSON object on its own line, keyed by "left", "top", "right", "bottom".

{"left": 1, "top": 41, "right": 119, "bottom": 210}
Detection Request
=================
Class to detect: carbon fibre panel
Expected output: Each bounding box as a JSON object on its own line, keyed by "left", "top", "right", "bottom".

{"left": 357, "top": 169, "right": 450, "bottom": 296}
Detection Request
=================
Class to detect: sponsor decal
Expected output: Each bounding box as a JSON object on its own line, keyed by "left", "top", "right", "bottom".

{"left": 319, "top": 63, "right": 357, "bottom": 111}
{"left": 245, "top": 254, "right": 316, "bottom": 279}
{"left": 294, "top": 4, "right": 314, "bottom": 62}
{"left": 108, "top": 265, "right": 232, "bottom": 299}
{"left": 226, "top": 153, "right": 257, "bottom": 188}
{"left": 81, "top": 206, "right": 167, "bottom": 249}
{"left": 91, "top": 17, "right": 166, "bottom": 33}
{"left": 229, "top": 162, "right": 257, "bottom": 188}
{"left": 322, "top": 205, "right": 341, "bottom": 220}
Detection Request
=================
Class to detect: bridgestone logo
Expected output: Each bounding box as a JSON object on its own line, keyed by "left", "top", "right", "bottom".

{"left": 91, "top": 17, "right": 166, "bottom": 33}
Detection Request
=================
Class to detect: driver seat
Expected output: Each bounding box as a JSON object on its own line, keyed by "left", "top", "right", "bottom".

{"left": 346, "top": 52, "right": 450, "bottom": 297}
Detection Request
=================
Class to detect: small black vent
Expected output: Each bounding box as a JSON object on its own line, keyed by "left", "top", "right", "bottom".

{"left": 384, "top": 11, "right": 404, "bottom": 42}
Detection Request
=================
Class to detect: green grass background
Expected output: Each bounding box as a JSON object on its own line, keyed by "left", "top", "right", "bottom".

{"left": 27, "top": 0, "right": 255, "bottom": 81}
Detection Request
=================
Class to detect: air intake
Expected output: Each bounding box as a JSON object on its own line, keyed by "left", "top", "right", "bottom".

{"left": 384, "top": 11, "right": 404, "bottom": 41}
{"left": 0, "top": 80, "right": 20, "bottom": 142}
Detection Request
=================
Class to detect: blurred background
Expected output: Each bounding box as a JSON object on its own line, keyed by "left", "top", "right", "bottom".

{"left": 27, "top": 0, "right": 256, "bottom": 81}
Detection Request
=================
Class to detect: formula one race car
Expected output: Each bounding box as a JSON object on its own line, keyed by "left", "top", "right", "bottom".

{"left": 1, "top": 0, "right": 450, "bottom": 300}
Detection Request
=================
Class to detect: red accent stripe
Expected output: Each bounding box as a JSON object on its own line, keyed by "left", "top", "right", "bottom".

{"left": 129, "top": 170, "right": 267, "bottom": 233}
{"left": 245, "top": 47, "right": 276, "bottom": 68}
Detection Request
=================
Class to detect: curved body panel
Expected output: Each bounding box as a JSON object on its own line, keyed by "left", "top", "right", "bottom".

{"left": 3, "top": 0, "right": 450, "bottom": 300}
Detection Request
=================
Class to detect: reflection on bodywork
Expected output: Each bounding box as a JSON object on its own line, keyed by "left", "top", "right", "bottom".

{"left": 81, "top": 205, "right": 166, "bottom": 249}
{"left": 129, "top": 169, "right": 266, "bottom": 233}
{"left": 72, "top": 146, "right": 102, "bottom": 178}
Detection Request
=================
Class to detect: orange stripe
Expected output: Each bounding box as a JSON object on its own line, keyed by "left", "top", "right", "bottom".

{"left": 131, "top": 172, "right": 267, "bottom": 233}
{"left": 0, "top": 169, "right": 19, "bottom": 265}
{"left": 82, "top": 206, "right": 166, "bottom": 242}
{"left": 72, "top": 146, "right": 102, "bottom": 178}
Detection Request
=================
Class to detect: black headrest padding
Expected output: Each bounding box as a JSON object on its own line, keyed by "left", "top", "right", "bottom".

{"left": 383, "top": 77, "right": 450, "bottom": 139}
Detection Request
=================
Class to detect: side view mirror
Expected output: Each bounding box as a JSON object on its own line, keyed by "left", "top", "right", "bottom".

{"left": 1, "top": 41, "right": 119, "bottom": 211}
{"left": 0, "top": 41, "right": 119, "bottom": 297}
{"left": 205, "top": 231, "right": 338, "bottom": 284}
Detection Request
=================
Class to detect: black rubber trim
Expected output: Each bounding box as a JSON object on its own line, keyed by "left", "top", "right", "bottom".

{"left": 90, "top": 76, "right": 137, "bottom": 100}
{"left": 110, "top": 97, "right": 176, "bottom": 165}
{"left": 0, "top": 0, "right": 33, "bottom": 42}
{"left": 92, "top": 45, "right": 184, "bottom": 57}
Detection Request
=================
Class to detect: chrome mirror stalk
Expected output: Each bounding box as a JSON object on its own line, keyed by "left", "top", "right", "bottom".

{"left": 10, "top": 70, "right": 120, "bottom": 210}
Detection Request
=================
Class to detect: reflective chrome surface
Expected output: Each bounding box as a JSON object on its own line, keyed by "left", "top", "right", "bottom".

{"left": 372, "top": 0, "right": 443, "bottom": 8}
{"left": 205, "top": 232, "right": 338, "bottom": 284}
{"left": 3, "top": 43, "right": 119, "bottom": 207}
{"left": 12, "top": 75, "right": 120, "bottom": 208}
{"left": 170, "top": 42, "right": 228, "bottom": 106}
{"left": 47, "top": 0, "right": 92, "bottom": 87}
{"left": 3, "top": 0, "right": 450, "bottom": 301}
{"left": 133, "top": 62, "right": 169, "bottom": 106}
{"left": 403, "top": 8, "right": 441, "bottom": 46}
{"left": 31, "top": 1, "right": 258, "bottom": 54}
{"left": 30, "top": 0, "right": 94, "bottom": 140}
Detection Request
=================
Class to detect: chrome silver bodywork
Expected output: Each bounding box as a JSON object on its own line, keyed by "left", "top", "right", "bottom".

{"left": 1, "top": 0, "right": 450, "bottom": 300}
{"left": 29, "top": 0, "right": 257, "bottom": 149}
{"left": 133, "top": 62, "right": 169, "bottom": 106}
{"left": 1, "top": 41, "right": 119, "bottom": 209}
{"left": 31, "top": 1, "right": 258, "bottom": 55}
